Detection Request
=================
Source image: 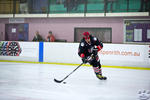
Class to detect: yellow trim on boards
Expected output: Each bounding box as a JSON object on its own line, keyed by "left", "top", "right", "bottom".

{"left": 0, "top": 60, "right": 150, "bottom": 70}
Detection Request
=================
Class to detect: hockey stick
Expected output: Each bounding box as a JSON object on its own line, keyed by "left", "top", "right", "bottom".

{"left": 54, "top": 62, "right": 84, "bottom": 83}
{"left": 54, "top": 54, "right": 94, "bottom": 83}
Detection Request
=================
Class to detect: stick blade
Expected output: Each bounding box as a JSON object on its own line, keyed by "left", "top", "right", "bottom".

{"left": 54, "top": 78, "right": 63, "bottom": 83}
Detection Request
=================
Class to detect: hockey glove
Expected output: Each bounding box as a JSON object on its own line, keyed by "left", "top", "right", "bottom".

{"left": 82, "top": 58, "right": 88, "bottom": 64}
{"left": 82, "top": 55, "right": 94, "bottom": 64}
{"left": 80, "top": 53, "right": 88, "bottom": 63}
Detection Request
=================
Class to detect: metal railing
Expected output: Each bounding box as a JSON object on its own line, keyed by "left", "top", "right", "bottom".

{"left": 0, "top": 0, "right": 149, "bottom": 14}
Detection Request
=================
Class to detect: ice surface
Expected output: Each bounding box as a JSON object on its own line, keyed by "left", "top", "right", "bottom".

{"left": 0, "top": 62, "right": 150, "bottom": 100}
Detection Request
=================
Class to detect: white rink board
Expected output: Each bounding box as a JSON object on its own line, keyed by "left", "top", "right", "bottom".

{"left": 19, "top": 42, "right": 39, "bottom": 58}
{"left": 44, "top": 42, "right": 81, "bottom": 64}
{"left": 0, "top": 41, "right": 150, "bottom": 68}
{"left": 99, "top": 44, "right": 149, "bottom": 67}
{"left": 44, "top": 43, "right": 150, "bottom": 68}
{"left": 0, "top": 42, "right": 39, "bottom": 62}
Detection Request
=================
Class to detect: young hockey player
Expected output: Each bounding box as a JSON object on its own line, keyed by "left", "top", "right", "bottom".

{"left": 78, "top": 32, "right": 107, "bottom": 80}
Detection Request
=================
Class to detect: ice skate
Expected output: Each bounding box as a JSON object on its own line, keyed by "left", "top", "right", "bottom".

{"left": 96, "top": 74, "right": 107, "bottom": 80}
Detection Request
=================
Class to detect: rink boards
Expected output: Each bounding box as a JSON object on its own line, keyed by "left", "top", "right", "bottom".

{"left": 0, "top": 41, "right": 150, "bottom": 69}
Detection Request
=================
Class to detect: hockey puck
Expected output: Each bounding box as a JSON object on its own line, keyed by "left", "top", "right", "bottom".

{"left": 63, "top": 82, "right": 66, "bottom": 84}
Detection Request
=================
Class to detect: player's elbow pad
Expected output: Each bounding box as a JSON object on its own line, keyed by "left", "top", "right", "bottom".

{"left": 97, "top": 46, "right": 102, "bottom": 51}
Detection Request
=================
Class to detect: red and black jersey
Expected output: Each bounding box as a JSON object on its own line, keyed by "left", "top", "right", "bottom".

{"left": 78, "top": 35, "right": 103, "bottom": 58}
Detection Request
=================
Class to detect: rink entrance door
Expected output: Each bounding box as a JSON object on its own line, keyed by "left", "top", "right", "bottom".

{"left": 5, "top": 23, "right": 29, "bottom": 41}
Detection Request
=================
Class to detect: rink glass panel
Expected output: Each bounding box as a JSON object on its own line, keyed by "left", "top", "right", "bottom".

{"left": 74, "top": 27, "right": 112, "bottom": 43}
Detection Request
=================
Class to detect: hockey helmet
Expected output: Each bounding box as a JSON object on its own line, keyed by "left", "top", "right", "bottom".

{"left": 83, "top": 32, "right": 90, "bottom": 40}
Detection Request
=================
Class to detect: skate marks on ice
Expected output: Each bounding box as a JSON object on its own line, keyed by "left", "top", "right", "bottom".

{"left": 0, "top": 62, "right": 150, "bottom": 100}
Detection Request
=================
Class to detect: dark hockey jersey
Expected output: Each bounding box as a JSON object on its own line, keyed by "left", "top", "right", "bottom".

{"left": 78, "top": 35, "right": 103, "bottom": 58}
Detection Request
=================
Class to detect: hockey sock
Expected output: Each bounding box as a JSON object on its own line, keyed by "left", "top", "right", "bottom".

{"left": 93, "top": 66, "right": 102, "bottom": 75}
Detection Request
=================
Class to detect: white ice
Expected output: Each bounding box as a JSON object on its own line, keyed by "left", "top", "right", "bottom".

{"left": 0, "top": 62, "right": 150, "bottom": 100}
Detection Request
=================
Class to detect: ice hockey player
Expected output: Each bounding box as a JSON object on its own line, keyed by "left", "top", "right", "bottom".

{"left": 78, "top": 32, "right": 107, "bottom": 80}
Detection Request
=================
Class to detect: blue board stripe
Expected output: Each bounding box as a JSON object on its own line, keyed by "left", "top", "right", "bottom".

{"left": 39, "top": 42, "right": 43, "bottom": 62}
